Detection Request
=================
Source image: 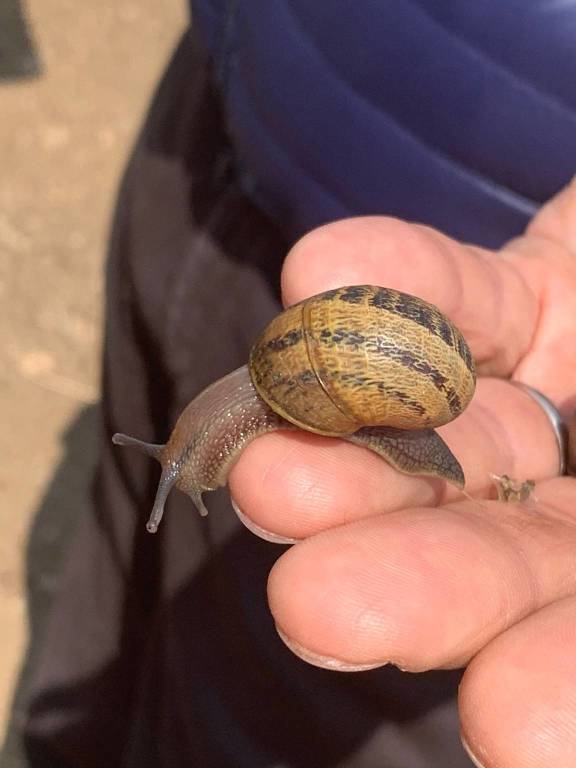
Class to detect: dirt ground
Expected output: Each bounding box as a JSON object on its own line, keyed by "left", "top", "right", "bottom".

{"left": 0, "top": 0, "right": 185, "bottom": 754}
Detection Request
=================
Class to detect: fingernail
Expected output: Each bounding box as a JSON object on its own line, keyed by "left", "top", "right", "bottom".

{"left": 276, "top": 625, "right": 385, "bottom": 672}
{"left": 461, "top": 735, "right": 487, "bottom": 768}
{"left": 231, "top": 499, "right": 299, "bottom": 545}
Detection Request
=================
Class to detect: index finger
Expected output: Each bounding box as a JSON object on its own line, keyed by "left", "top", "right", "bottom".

{"left": 282, "top": 215, "right": 537, "bottom": 377}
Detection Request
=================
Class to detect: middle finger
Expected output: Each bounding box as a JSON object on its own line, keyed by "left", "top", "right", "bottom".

{"left": 229, "top": 378, "right": 562, "bottom": 540}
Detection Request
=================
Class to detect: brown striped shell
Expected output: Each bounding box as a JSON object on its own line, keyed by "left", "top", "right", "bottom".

{"left": 249, "top": 285, "right": 476, "bottom": 436}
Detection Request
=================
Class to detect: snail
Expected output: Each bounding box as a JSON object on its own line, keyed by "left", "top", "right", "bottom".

{"left": 113, "top": 285, "right": 476, "bottom": 532}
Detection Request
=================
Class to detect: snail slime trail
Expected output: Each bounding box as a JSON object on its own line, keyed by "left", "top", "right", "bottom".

{"left": 113, "top": 285, "right": 476, "bottom": 532}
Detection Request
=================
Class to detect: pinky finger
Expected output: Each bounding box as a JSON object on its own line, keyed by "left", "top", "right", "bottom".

{"left": 460, "top": 593, "right": 576, "bottom": 768}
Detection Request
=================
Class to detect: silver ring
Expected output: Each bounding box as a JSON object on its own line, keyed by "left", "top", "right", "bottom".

{"left": 512, "top": 381, "right": 567, "bottom": 475}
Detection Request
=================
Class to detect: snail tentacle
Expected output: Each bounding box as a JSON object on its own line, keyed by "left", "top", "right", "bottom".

{"left": 146, "top": 465, "right": 180, "bottom": 532}
{"left": 112, "top": 433, "right": 164, "bottom": 460}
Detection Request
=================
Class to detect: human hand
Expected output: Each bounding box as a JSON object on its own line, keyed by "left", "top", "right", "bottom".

{"left": 229, "top": 180, "right": 576, "bottom": 767}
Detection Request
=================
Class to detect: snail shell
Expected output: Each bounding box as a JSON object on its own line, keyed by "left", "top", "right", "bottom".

{"left": 113, "top": 285, "right": 476, "bottom": 532}
{"left": 250, "top": 285, "right": 474, "bottom": 435}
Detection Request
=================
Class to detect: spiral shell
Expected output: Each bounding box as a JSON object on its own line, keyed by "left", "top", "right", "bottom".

{"left": 249, "top": 285, "right": 475, "bottom": 436}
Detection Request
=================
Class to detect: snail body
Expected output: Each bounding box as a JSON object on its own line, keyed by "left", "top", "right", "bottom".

{"left": 113, "top": 285, "right": 476, "bottom": 532}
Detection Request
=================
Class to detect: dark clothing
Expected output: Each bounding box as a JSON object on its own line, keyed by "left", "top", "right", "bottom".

{"left": 21, "top": 32, "right": 471, "bottom": 768}
{"left": 192, "top": 0, "right": 576, "bottom": 248}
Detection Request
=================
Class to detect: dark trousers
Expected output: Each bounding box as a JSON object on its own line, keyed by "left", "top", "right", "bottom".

{"left": 22, "top": 31, "right": 472, "bottom": 768}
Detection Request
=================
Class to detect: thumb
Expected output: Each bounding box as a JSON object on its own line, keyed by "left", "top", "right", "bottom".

{"left": 526, "top": 175, "right": 576, "bottom": 254}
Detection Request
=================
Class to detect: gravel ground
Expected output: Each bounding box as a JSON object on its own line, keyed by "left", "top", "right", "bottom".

{"left": 0, "top": 0, "right": 185, "bottom": 759}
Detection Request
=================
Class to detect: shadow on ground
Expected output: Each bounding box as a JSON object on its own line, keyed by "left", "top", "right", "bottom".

{"left": 0, "top": 0, "right": 41, "bottom": 80}
{"left": 0, "top": 406, "right": 100, "bottom": 768}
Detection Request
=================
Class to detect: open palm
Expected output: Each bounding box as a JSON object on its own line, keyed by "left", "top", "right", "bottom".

{"left": 229, "top": 180, "right": 576, "bottom": 767}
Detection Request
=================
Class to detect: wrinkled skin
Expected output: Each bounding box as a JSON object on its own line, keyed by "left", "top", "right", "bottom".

{"left": 229, "top": 178, "right": 576, "bottom": 768}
